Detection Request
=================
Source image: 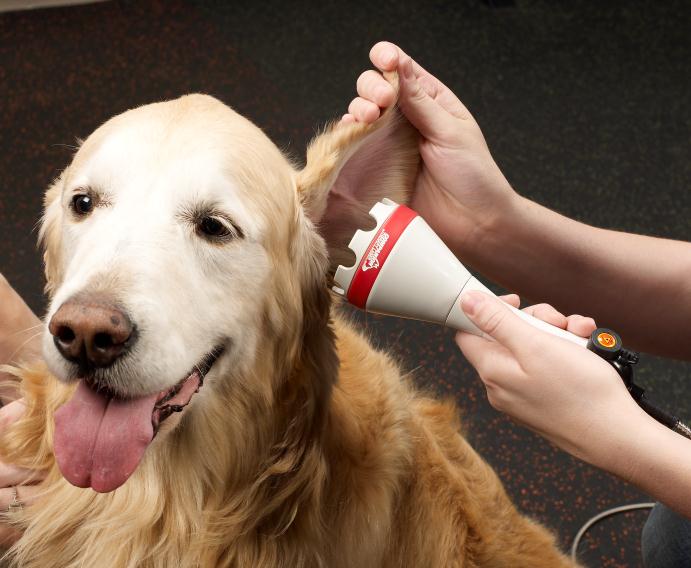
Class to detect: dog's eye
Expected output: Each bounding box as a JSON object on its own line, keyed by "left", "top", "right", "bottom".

{"left": 197, "top": 216, "right": 232, "bottom": 239}
{"left": 71, "top": 194, "right": 94, "bottom": 216}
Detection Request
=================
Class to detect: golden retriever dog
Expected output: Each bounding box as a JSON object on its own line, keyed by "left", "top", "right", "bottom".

{"left": 0, "top": 75, "right": 580, "bottom": 567}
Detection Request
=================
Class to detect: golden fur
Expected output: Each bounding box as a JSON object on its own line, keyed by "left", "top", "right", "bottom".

{"left": 0, "top": 76, "right": 579, "bottom": 567}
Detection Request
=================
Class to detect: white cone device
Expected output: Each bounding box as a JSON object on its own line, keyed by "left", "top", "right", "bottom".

{"left": 333, "top": 199, "right": 588, "bottom": 348}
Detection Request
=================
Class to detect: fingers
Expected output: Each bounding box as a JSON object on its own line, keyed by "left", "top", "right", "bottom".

{"left": 566, "top": 314, "right": 597, "bottom": 338}
{"left": 369, "top": 41, "right": 434, "bottom": 86}
{"left": 0, "top": 462, "right": 36, "bottom": 488}
{"left": 357, "top": 41, "right": 470, "bottom": 136}
{"left": 522, "top": 303, "right": 596, "bottom": 338}
{"left": 522, "top": 303, "right": 568, "bottom": 329}
{"left": 356, "top": 69, "right": 396, "bottom": 108}
{"left": 460, "top": 291, "right": 536, "bottom": 354}
{"left": 369, "top": 41, "right": 403, "bottom": 72}
{"left": 499, "top": 294, "right": 520, "bottom": 308}
{"left": 0, "top": 484, "right": 41, "bottom": 546}
{"left": 397, "top": 58, "right": 454, "bottom": 140}
{"left": 369, "top": 41, "right": 457, "bottom": 124}
{"left": 0, "top": 485, "right": 39, "bottom": 510}
{"left": 459, "top": 293, "right": 524, "bottom": 382}
{"left": 347, "top": 97, "right": 381, "bottom": 123}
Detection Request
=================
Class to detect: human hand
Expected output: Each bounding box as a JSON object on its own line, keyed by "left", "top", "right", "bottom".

{"left": 343, "top": 41, "right": 519, "bottom": 257}
{"left": 0, "top": 274, "right": 42, "bottom": 405}
{"left": 456, "top": 291, "right": 648, "bottom": 467}
{"left": 0, "top": 400, "right": 43, "bottom": 547}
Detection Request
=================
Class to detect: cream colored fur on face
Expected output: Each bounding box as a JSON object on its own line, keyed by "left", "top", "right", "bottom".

{"left": 0, "top": 79, "right": 580, "bottom": 567}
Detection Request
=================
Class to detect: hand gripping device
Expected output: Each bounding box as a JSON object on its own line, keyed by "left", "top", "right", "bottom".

{"left": 331, "top": 199, "right": 691, "bottom": 439}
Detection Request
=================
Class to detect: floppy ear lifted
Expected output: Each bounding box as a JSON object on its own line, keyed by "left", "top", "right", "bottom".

{"left": 296, "top": 72, "right": 420, "bottom": 274}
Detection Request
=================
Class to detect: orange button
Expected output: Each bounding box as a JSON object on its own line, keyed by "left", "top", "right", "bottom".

{"left": 597, "top": 332, "right": 617, "bottom": 348}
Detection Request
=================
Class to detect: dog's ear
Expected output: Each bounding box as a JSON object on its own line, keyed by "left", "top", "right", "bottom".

{"left": 296, "top": 73, "right": 420, "bottom": 273}
{"left": 39, "top": 174, "right": 65, "bottom": 296}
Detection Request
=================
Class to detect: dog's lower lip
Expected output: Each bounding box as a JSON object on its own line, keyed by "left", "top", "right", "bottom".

{"left": 152, "top": 345, "right": 225, "bottom": 425}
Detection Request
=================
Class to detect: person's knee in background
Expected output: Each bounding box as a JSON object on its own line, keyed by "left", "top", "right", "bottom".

{"left": 642, "top": 503, "right": 691, "bottom": 567}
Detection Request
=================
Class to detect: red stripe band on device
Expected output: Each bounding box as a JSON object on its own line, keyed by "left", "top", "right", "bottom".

{"left": 347, "top": 205, "right": 418, "bottom": 309}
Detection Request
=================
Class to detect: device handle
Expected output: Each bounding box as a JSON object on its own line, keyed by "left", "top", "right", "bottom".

{"left": 445, "top": 277, "right": 589, "bottom": 348}
{"left": 507, "top": 305, "right": 589, "bottom": 348}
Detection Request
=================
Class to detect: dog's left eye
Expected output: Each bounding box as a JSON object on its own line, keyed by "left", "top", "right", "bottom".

{"left": 71, "top": 194, "right": 95, "bottom": 216}
{"left": 197, "top": 216, "right": 232, "bottom": 239}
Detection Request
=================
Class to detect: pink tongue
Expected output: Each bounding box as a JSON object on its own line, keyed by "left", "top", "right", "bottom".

{"left": 54, "top": 381, "right": 159, "bottom": 493}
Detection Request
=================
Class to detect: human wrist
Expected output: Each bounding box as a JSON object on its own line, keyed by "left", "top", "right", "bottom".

{"left": 599, "top": 410, "right": 691, "bottom": 516}
{"left": 578, "top": 403, "right": 651, "bottom": 476}
{"left": 458, "top": 188, "right": 526, "bottom": 269}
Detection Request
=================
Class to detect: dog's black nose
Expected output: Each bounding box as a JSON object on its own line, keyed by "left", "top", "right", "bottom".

{"left": 49, "top": 295, "right": 135, "bottom": 368}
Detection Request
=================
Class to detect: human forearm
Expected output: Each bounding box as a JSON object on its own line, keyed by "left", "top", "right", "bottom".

{"left": 466, "top": 196, "right": 691, "bottom": 359}
{"left": 0, "top": 275, "right": 42, "bottom": 404}
{"left": 591, "top": 410, "right": 691, "bottom": 519}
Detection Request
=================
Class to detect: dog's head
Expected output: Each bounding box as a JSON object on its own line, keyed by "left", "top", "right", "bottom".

{"left": 39, "top": 87, "right": 417, "bottom": 493}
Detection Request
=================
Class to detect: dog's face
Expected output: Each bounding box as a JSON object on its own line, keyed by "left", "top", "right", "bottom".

{"left": 39, "top": 92, "right": 417, "bottom": 493}
{"left": 43, "top": 95, "right": 294, "bottom": 399}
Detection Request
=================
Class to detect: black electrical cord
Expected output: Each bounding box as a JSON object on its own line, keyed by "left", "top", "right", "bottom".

{"left": 572, "top": 328, "right": 689, "bottom": 564}
{"left": 587, "top": 328, "right": 691, "bottom": 441}
{"left": 632, "top": 387, "right": 691, "bottom": 441}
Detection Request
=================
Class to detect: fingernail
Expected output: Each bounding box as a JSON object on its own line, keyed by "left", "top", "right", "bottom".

{"left": 461, "top": 291, "right": 485, "bottom": 316}
{"left": 375, "top": 86, "right": 390, "bottom": 103}
{"left": 401, "top": 58, "right": 413, "bottom": 80}
{"left": 384, "top": 46, "right": 397, "bottom": 66}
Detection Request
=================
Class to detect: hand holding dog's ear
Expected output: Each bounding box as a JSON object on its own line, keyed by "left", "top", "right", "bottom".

{"left": 296, "top": 71, "right": 419, "bottom": 273}
{"left": 345, "top": 42, "right": 472, "bottom": 137}
{"left": 344, "top": 41, "right": 521, "bottom": 266}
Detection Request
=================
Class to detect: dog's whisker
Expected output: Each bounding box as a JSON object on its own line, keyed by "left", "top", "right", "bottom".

{"left": 399, "top": 364, "right": 423, "bottom": 381}
{"left": 3, "top": 323, "right": 45, "bottom": 340}
{"left": 4, "top": 330, "right": 44, "bottom": 364}
{"left": 50, "top": 142, "right": 81, "bottom": 152}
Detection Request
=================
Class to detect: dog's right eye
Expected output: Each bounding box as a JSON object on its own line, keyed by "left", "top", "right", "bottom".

{"left": 71, "top": 194, "right": 94, "bottom": 216}
{"left": 199, "top": 217, "right": 227, "bottom": 237}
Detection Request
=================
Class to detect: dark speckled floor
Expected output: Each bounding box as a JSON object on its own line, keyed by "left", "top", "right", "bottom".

{"left": 1, "top": 1, "right": 689, "bottom": 566}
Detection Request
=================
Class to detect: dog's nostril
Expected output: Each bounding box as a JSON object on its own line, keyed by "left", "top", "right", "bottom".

{"left": 49, "top": 296, "right": 135, "bottom": 368}
{"left": 93, "top": 332, "right": 114, "bottom": 350}
{"left": 57, "top": 326, "right": 76, "bottom": 344}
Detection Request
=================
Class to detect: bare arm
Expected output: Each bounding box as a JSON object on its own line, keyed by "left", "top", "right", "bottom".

{"left": 0, "top": 274, "right": 42, "bottom": 404}
{"left": 467, "top": 196, "right": 691, "bottom": 359}
{"left": 0, "top": 276, "right": 44, "bottom": 545}
{"left": 612, "top": 411, "right": 691, "bottom": 518}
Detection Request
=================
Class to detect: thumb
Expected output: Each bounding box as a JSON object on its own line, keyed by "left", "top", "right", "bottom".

{"left": 461, "top": 291, "right": 534, "bottom": 353}
{"left": 397, "top": 58, "right": 453, "bottom": 141}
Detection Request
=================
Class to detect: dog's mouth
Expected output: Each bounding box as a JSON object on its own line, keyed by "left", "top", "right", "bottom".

{"left": 152, "top": 347, "right": 223, "bottom": 428}
{"left": 53, "top": 346, "right": 224, "bottom": 494}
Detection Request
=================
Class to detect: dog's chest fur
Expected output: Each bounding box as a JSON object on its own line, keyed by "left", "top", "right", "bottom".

{"left": 2, "top": 315, "right": 577, "bottom": 568}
